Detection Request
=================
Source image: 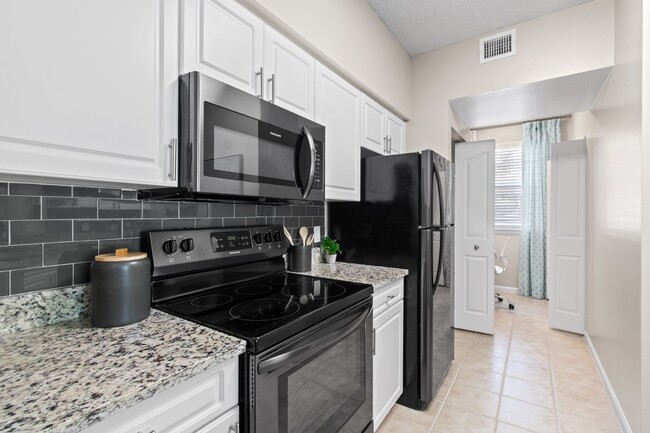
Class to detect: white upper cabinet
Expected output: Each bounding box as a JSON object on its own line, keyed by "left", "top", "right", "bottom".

{"left": 264, "top": 27, "right": 315, "bottom": 119}
{"left": 361, "top": 95, "right": 405, "bottom": 155}
{"left": 362, "top": 95, "right": 386, "bottom": 155}
{"left": 386, "top": 111, "right": 405, "bottom": 154}
{"left": 0, "top": 0, "right": 179, "bottom": 186}
{"left": 181, "top": 0, "right": 264, "bottom": 96}
{"left": 315, "top": 63, "right": 361, "bottom": 202}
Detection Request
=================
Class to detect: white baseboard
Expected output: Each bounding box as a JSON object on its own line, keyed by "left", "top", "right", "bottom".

{"left": 495, "top": 285, "right": 518, "bottom": 294}
{"left": 584, "top": 331, "right": 632, "bottom": 433}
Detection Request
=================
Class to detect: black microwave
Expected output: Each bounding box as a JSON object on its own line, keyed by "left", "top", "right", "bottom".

{"left": 174, "top": 72, "right": 325, "bottom": 203}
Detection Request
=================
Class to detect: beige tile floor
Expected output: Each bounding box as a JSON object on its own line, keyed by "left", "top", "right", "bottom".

{"left": 377, "top": 293, "right": 622, "bottom": 433}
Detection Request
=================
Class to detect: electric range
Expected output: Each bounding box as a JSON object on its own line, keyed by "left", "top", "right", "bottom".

{"left": 146, "top": 225, "right": 374, "bottom": 433}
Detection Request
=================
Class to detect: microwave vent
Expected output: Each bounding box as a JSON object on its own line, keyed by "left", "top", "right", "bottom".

{"left": 480, "top": 29, "right": 516, "bottom": 63}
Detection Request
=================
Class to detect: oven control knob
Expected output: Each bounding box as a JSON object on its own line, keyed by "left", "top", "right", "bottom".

{"left": 253, "top": 233, "right": 263, "bottom": 245}
{"left": 162, "top": 239, "right": 178, "bottom": 255}
{"left": 263, "top": 232, "right": 272, "bottom": 243}
{"left": 272, "top": 231, "right": 282, "bottom": 242}
{"left": 180, "top": 238, "right": 194, "bottom": 253}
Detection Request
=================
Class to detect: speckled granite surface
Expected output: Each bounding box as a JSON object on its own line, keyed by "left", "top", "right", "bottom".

{"left": 0, "top": 309, "right": 246, "bottom": 433}
{"left": 290, "top": 248, "right": 408, "bottom": 288}
{"left": 0, "top": 285, "right": 90, "bottom": 335}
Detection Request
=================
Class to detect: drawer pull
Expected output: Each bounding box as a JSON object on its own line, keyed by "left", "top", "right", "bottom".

{"left": 387, "top": 295, "right": 396, "bottom": 301}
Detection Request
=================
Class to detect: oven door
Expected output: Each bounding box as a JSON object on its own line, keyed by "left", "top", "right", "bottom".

{"left": 252, "top": 299, "right": 373, "bottom": 433}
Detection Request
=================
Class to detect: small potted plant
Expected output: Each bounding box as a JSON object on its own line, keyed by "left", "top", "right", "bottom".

{"left": 321, "top": 236, "right": 341, "bottom": 264}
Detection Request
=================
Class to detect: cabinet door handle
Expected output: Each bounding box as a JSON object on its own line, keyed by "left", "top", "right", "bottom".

{"left": 229, "top": 422, "right": 240, "bottom": 433}
{"left": 168, "top": 138, "right": 177, "bottom": 181}
{"left": 388, "top": 136, "right": 392, "bottom": 153}
{"left": 383, "top": 135, "right": 388, "bottom": 154}
{"left": 372, "top": 329, "right": 376, "bottom": 355}
{"left": 256, "top": 67, "right": 264, "bottom": 99}
{"left": 387, "top": 295, "right": 396, "bottom": 301}
{"left": 267, "top": 74, "right": 276, "bottom": 103}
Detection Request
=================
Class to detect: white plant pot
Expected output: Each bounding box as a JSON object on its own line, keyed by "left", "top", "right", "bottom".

{"left": 324, "top": 254, "right": 337, "bottom": 264}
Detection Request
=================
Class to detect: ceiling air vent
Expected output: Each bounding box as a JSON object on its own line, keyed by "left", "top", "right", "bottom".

{"left": 480, "top": 29, "right": 516, "bottom": 64}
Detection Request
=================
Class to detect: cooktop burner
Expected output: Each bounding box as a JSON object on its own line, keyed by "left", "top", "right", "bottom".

{"left": 190, "top": 294, "right": 234, "bottom": 308}
{"left": 230, "top": 298, "right": 300, "bottom": 321}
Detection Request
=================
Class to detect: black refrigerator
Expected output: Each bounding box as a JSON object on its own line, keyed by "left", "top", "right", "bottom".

{"left": 329, "top": 149, "right": 454, "bottom": 410}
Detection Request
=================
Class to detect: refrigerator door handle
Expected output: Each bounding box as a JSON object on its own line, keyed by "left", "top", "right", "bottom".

{"left": 433, "top": 228, "right": 445, "bottom": 292}
{"left": 432, "top": 159, "right": 445, "bottom": 227}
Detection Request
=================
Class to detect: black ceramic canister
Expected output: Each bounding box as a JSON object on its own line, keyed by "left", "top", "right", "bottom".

{"left": 90, "top": 248, "right": 151, "bottom": 328}
{"left": 288, "top": 245, "right": 311, "bottom": 272}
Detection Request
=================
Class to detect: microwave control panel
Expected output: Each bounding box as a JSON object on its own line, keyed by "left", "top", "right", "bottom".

{"left": 314, "top": 141, "right": 323, "bottom": 190}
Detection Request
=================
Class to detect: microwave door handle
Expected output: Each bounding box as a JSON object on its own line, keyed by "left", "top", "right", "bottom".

{"left": 258, "top": 303, "right": 371, "bottom": 375}
{"left": 301, "top": 126, "right": 316, "bottom": 199}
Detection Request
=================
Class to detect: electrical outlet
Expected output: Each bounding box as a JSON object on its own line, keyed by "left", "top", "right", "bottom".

{"left": 313, "top": 226, "right": 321, "bottom": 243}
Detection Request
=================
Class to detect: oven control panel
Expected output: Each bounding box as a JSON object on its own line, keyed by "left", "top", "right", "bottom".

{"left": 147, "top": 225, "right": 288, "bottom": 277}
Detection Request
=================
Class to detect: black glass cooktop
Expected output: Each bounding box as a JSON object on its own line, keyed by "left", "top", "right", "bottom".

{"left": 154, "top": 272, "right": 373, "bottom": 353}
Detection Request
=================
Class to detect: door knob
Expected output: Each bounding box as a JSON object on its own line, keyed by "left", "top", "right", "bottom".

{"left": 474, "top": 245, "right": 479, "bottom": 250}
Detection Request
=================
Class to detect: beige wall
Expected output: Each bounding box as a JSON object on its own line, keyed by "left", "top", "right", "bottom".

{"left": 571, "top": 0, "right": 643, "bottom": 429}
{"left": 409, "top": 0, "right": 615, "bottom": 160}
{"left": 242, "top": 0, "right": 412, "bottom": 118}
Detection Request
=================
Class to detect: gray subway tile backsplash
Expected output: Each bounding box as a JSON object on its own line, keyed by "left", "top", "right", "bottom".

{"left": 0, "top": 221, "right": 7, "bottom": 246}
{"left": 44, "top": 241, "right": 99, "bottom": 266}
{"left": 143, "top": 201, "right": 179, "bottom": 218}
{"left": 0, "top": 272, "right": 8, "bottom": 296}
{"left": 98, "top": 199, "right": 142, "bottom": 219}
{"left": 0, "top": 245, "right": 43, "bottom": 272}
{"left": 11, "top": 265, "right": 73, "bottom": 295}
{"left": 73, "top": 262, "right": 92, "bottom": 285}
{"left": 0, "top": 196, "right": 41, "bottom": 220}
{"left": 10, "top": 183, "right": 72, "bottom": 197}
{"left": 43, "top": 197, "right": 96, "bottom": 219}
{"left": 0, "top": 181, "right": 324, "bottom": 297}
{"left": 123, "top": 219, "right": 163, "bottom": 238}
{"left": 11, "top": 220, "right": 72, "bottom": 245}
{"left": 73, "top": 219, "right": 121, "bottom": 241}
{"left": 73, "top": 186, "right": 121, "bottom": 198}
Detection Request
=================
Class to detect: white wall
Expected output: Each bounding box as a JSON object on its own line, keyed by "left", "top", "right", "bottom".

{"left": 409, "top": 0, "right": 615, "bottom": 159}
{"left": 241, "top": 0, "right": 412, "bottom": 118}
{"left": 567, "top": 0, "right": 643, "bottom": 428}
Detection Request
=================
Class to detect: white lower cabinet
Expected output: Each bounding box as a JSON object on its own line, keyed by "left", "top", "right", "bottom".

{"left": 372, "top": 279, "right": 404, "bottom": 431}
{"left": 81, "top": 357, "right": 239, "bottom": 433}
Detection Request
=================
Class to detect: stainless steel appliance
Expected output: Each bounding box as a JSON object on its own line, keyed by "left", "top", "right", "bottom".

{"left": 140, "top": 72, "right": 325, "bottom": 203}
{"left": 329, "top": 150, "right": 454, "bottom": 410}
{"left": 146, "top": 225, "right": 373, "bottom": 433}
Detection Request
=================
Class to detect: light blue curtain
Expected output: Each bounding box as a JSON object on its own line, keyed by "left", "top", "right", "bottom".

{"left": 518, "top": 119, "right": 560, "bottom": 299}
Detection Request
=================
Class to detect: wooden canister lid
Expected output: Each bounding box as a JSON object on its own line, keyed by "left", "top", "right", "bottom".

{"left": 95, "top": 248, "right": 148, "bottom": 262}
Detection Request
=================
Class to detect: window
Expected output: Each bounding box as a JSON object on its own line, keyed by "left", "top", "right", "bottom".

{"left": 495, "top": 144, "right": 522, "bottom": 231}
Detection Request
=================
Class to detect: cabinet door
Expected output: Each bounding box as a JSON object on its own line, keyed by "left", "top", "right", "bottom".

{"left": 181, "top": 0, "right": 264, "bottom": 96}
{"left": 0, "top": 0, "right": 178, "bottom": 186}
{"left": 386, "top": 112, "right": 405, "bottom": 155}
{"left": 80, "top": 358, "right": 239, "bottom": 433}
{"left": 315, "top": 63, "right": 361, "bottom": 202}
{"left": 194, "top": 407, "right": 239, "bottom": 433}
{"left": 373, "top": 301, "right": 404, "bottom": 430}
{"left": 264, "top": 26, "right": 315, "bottom": 119}
{"left": 361, "top": 95, "right": 386, "bottom": 155}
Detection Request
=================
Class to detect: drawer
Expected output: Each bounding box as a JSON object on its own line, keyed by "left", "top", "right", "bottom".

{"left": 82, "top": 357, "right": 239, "bottom": 433}
{"left": 373, "top": 278, "right": 404, "bottom": 317}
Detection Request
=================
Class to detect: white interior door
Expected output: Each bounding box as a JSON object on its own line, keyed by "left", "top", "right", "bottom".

{"left": 548, "top": 139, "right": 586, "bottom": 334}
{"left": 454, "top": 140, "right": 495, "bottom": 334}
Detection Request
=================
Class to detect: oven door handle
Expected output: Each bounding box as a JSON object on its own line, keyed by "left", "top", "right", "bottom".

{"left": 258, "top": 302, "right": 371, "bottom": 375}
{"left": 300, "top": 126, "right": 316, "bottom": 199}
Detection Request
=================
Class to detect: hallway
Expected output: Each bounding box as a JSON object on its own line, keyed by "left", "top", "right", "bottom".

{"left": 377, "top": 294, "right": 622, "bottom": 433}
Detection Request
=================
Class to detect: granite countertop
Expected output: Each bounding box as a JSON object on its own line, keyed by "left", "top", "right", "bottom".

{"left": 293, "top": 255, "right": 409, "bottom": 288}
{"left": 0, "top": 309, "right": 246, "bottom": 433}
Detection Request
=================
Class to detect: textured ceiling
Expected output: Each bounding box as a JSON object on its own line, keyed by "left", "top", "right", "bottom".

{"left": 367, "top": 0, "right": 593, "bottom": 56}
